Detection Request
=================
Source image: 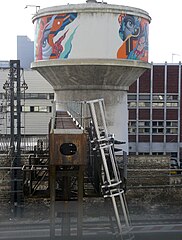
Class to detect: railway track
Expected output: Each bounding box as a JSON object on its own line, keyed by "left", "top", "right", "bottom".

{"left": 0, "top": 218, "right": 182, "bottom": 239}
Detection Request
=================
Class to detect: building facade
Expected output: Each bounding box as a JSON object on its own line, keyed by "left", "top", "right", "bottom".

{"left": 0, "top": 68, "right": 54, "bottom": 150}
{"left": 17, "top": 36, "right": 34, "bottom": 69}
{"left": 128, "top": 62, "right": 182, "bottom": 164}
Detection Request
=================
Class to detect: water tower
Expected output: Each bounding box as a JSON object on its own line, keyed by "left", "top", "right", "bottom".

{"left": 31, "top": 1, "right": 151, "bottom": 153}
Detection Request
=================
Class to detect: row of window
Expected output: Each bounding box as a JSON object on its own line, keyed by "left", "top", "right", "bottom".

{"left": 2, "top": 106, "right": 52, "bottom": 113}
{"left": 129, "top": 121, "right": 178, "bottom": 127}
{"left": 129, "top": 127, "right": 178, "bottom": 134}
{"left": 129, "top": 120, "right": 178, "bottom": 135}
{"left": 21, "top": 106, "right": 52, "bottom": 113}
{"left": 128, "top": 94, "right": 178, "bottom": 101}
{"left": 1, "top": 105, "right": 52, "bottom": 113}
{"left": 128, "top": 101, "right": 178, "bottom": 108}
{"left": 1, "top": 92, "right": 54, "bottom": 100}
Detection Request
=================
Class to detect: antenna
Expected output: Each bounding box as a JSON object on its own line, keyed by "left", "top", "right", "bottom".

{"left": 24, "top": 5, "right": 40, "bottom": 13}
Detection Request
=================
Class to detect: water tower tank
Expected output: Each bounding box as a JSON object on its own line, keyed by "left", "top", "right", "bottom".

{"left": 31, "top": 1, "right": 151, "bottom": 153}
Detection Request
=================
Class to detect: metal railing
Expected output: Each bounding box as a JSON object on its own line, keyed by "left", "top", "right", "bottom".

{"left": 0, "top": 135, "right": 49, "bottom": 153}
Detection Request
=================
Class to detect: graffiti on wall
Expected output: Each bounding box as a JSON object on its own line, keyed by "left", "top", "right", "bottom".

{"left": 117, "top": 14, "right": 149, "bottom": 61}
{"left": 35, "top": 13, "right": 78, "bottom": 60}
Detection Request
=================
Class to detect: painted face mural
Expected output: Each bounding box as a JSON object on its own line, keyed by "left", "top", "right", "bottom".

{"left": 35, "top": 13, "right": 78, "bottom": 60}
{"left": 117, "top": 14, "right": 149, "bottom": 61}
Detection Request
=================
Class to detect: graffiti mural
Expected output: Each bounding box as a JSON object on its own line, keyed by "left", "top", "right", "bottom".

{"left": 35, "top": 13, "right": 78, "bottom": 60}
{"left": 117, "top": 14, "right": 149, "bottom": 61}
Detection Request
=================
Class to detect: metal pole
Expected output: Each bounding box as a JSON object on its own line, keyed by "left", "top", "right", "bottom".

{"left": 10, "top": 60, "right": 15, "bottom": 214}
{"left": 16, "top": 60, "right": 22, "bottom": 216}
{"left": 9, "top": 61, "right": 15, "bottom": 157}
{"left": 10, "top": 60, "right": 22, "bottom": 217}
{"left": 50, "top": 165, "right": 56, "bottom": 239}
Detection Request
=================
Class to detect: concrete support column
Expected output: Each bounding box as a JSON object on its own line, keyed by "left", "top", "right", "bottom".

{"left": 55, "top": 89, "right": 128, "bottom": 153}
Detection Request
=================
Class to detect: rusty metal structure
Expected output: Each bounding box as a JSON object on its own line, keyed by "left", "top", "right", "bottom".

{"left": 49, "top": 109, "right": 87, "bottom": 238}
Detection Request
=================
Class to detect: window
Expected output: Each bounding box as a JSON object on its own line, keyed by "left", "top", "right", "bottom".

{"left": 166, "top": 102, "right": 178, "bottom": 107}
{"left": 152, "top": 102, "right": 164, "bottom": 107}
{"left": 128, "top": 121, "right": 136, "bottom": 127}
{"left": 30, "top": 106, "right": 34, "bottom": 112}
{"left": 34, "top": 106, "right": 39, "bottom": 112}
{"left": 139, "top": 128, "right": 150, "bottom": 133}
{"left": 22, "top": 105, "right": 52, "bottom": 113}
{"left": 166, "top": 128, "right": 178, "bottom": 134}
{"left": 166, "top": 121, "right": 178, "bottom": 127}
{"left": 49, "top": 93, "right": 54, "bottom": 100}
{"left": 152, "top": 128, "right": 164, "bottom": 134}
{"left": 158, "top": 121, "right": 164, "bottom": 127}
{"left": 21, "top": 93, "right": 52, "bottom": 99}
{"left": 139, "top": 95, "right": 150, "bottom": 100}
{"left": 138, "top": 121, "right": 145, "bottom": 127}
{"left": 144, "top": 128, "right": 150, "bottom": 133}
{"left": 49, "top": 106, "right": 52, "bottom": 113}
{"left": 128, "top": 102, "right": 137, "bottom": 107}
{"left": 152, "top": 121, "right": 164, "bottom": 127}
{"left": 152, "top": 121, "right": 157, "bottom": 126}
{"left": 145, "top": 121, "right": 150, "bottom": 127}
{"left": 167, "top": 95, "right": 178, "bottom": 100}
{"left": 153, "top": 95, "right": 164, "bottom": 101}
{"left": 139, "top": 128, "right": 145, "bottom": 133}
{"left": 39, "top": 106, "right": 48, "bottom": 112}
{"left": 138, "top": 121, "right": 150, "bottom": 127}
{"left": 138, "top": 102, "right": 150, "bottom": 107}
{"left": 158, "top": 128, "right": 164, "bottom": 133}
{"left": 128, "top": 128, "right": 136, "bottom": 134}
{"left": 22, "top": 106, "right": 30, "bottom": 112}
{"left": 128, "top": 94, "right": 137, "bottom": 100}
{"left": 152, "top": 128, "right": 157, "bottom": 133}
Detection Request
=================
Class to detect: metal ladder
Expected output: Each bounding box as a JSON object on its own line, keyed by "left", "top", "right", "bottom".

{"left": 87, "top": 99, "right": 134, "bottom": 240}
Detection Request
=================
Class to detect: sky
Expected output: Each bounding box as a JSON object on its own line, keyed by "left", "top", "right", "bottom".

{"left": 1, "top": 0, "right": 182, "bottom": 63}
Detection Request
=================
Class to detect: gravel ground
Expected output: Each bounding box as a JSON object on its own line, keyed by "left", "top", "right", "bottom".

{"left": 0, "top": 197, "right": 182, "bottom": 225}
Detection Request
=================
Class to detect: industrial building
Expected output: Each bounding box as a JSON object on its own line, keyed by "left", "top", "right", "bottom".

{"left": 128, "top": 62, "right": 182, "bottom": 165}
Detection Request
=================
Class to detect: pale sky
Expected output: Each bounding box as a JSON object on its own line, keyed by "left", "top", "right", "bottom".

{"left": 1, "top": 0, "right": 182, "bottom": 63}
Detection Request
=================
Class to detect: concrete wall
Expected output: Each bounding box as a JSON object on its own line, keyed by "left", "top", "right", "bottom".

{"left": 126, "top": 155, "right": 182, "bottom": 206}
{"left": 127, "top": 155, "right": 170, "bottom": 186}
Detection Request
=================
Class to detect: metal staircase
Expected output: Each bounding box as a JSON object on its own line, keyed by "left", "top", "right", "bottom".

{"left": 87, "top": 99, "right": 134, "bottom": 239}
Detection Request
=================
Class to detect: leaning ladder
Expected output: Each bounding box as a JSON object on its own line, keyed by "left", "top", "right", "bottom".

{"left": 87, "top": 99, "right": 134, "bottom": 239}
